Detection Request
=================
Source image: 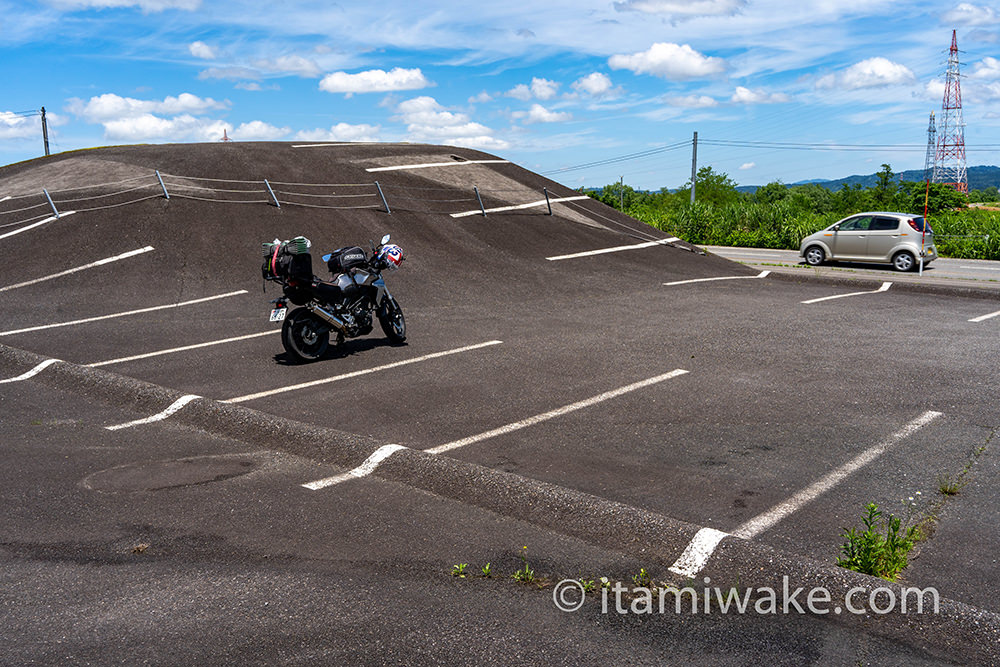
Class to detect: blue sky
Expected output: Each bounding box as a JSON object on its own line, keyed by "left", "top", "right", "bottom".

{"left": 1, "top": 0, "right": 999, "bottom": 190}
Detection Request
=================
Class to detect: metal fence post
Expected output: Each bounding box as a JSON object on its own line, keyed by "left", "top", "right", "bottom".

{"left": 474, "top": 186, "right": 486, "bottom": 216}
{"left": 375, "top": 181, "right": 391, "bottom": 214}
{"left": 543, "top": 187, "right": 552, "bottom": 215}
{"left": 42, "top": 189, "right": 60, "bottom": 218}
{"left": 264, "top": 179, "right": 280, "bottom": 208}
{"left": 155, "top": 170, "right": 170, "bottom": 199}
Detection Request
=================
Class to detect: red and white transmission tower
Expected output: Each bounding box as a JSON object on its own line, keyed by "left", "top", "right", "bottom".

{"left": 932, "top": 30, "right": 967, "bottom": 193}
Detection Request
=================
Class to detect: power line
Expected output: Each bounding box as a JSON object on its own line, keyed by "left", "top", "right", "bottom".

{"left": 542, "top": 140, "right": 691, "bottom": 175}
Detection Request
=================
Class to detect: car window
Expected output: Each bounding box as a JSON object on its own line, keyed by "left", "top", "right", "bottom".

{"left": 839, "top": 216, "right": 871, "bottom": 231}
{"left": 870, "top": 217, "right": 899, "bottom": 231}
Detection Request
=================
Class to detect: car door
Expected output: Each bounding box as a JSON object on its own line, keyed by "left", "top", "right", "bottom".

{"left": 830, "top": 215, "right": 872, "bottom": 259}
{"left": 866, "top": 216, "right": 901, "bottom": 261}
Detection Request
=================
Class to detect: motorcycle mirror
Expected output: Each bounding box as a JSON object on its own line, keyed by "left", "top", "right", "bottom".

{"left": 381, "top": 234, "right": 391, "bottom": 245}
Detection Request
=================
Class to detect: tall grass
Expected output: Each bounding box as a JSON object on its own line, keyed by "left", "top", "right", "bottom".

{"left": 632, "top": 202, "right": 1000, "bottom": 261}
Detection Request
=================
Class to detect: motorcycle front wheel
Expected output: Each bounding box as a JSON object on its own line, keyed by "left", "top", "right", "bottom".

{"left": 378, "top": 296, "right": 406, "bottom": 344}
{"left": 281, "top": 307, "right": 330, "bottom": 362}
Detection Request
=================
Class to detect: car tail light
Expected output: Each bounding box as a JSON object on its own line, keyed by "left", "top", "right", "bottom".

{"left": 907, "top": 219, "right": 921, "bottom": 232}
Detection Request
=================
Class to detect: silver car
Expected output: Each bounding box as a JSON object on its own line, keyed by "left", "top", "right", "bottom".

{"left": 799, "top": 212, "right": 937, "bottom": 272}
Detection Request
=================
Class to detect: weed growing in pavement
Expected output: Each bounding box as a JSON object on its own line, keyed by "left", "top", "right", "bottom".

{"left": 836, "top": 503, "right": 917, "bottom": 581}
{"left": 451, "top": 563, "right": 468, "bottom": 578}
{"left": 511, "top": 546, "right": 535, "bottom": 584}
{"left": 632, "top": 568, "right": 653, "bottom": 589}
{"left": 937, "top": 473, "right": 966, "bottom": 496}
{"left": 480, "top": 562, "right": 492, "bottom": 578}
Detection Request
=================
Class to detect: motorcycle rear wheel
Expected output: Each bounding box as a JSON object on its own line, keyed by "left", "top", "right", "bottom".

{"left": 378, "top": 297, "right": 406, "bottom": 344}
{"left": 281, "top": 307, "right": 330, "bottom": 362}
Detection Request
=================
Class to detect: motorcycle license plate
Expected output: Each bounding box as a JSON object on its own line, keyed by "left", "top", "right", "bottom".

{"left": 269, "top": 307, "right": 287, "bottom": 322}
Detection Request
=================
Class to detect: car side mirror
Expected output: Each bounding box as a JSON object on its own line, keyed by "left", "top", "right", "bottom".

{"left": 832, "top": 224, "right": 840, "bottom": 232}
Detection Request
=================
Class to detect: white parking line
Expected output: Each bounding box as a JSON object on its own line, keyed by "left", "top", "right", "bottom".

{"left": 732, "top": 410, "right": 942, "bottom": 539}
{"left": 668, "top": 527, "right": 729, "bottom": 578}
{"left": 291, "top": 142, "right": 381, "bottom": 148}
{"left": 426, "top": 369, "right": 688, "bottom": 455}
{"left": 0, "top": 290, "right": 248, "bottom": 337}
{"left": 0, "top": 358, "right": 62, "bottom": 383}
{"left": 546, "top": 238, "right": 680, "bottom": 261}
{"left": 87, "top": 330, "right": 279, "bottom": 367}
{"left": 801, "top": 281, "right": 891, "bottom": 304}
{"left": 663, "top": 271, "right": 770, "bottom": 286}
{"left": 665, "top": 410, "right": 943, "bottom": 577}
{"left": 365, "top": 159, "right": 509, "bottom": 172}
{"left": 104, "top": 394, "right": 201, "bottom": 431}
{"left": 969, "top": 309, "right": 1000, "bottom": 323}
{"left": 302, "top": 444, "right": 408, "bottom": 490}
{"left": 0, "top": 210, "right": 76, "bottom": 241}
{"left": 302, "top": 368, "right": 689, "bottom": 490}
{"left": 451, "top": 196, "right": 590, "bottom": 218}
{"left": 0, "top": 246, "right": 154, "bottom": 292}
{"left": 0, "top": 196, "right": 10, "bottom": 204}
{"left": 958, "top": 266, "right": 1000, "bottom": 271}
{"left": 223, "top": 340, "right": 504, "bottom": 403}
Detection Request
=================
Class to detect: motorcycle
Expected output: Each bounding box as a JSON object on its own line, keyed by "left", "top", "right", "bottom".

{"left": 262, "top": 234, "right": 406, "bottom": 362}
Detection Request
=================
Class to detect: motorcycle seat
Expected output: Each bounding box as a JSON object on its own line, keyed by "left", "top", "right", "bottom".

{"left": 311, "top": 279, "right": 342, "bottom": 303}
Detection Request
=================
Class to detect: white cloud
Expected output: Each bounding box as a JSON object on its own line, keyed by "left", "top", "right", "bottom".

{"left": 468, "top": 91, "right": 493, "bottom": 104}
{"left": 608, "top": 43, "right": 725, "bottom": 80}
{"left": 295, "top": 122, "right": 381, "bottom": 142}
{"left": 512, "top": 104, "right": 572, "bottom": 124}
{"left": 613, "top": 0, "right": 746, "bottom": 19}
{"left": 530, "top": 78, "right": 559, "bottom": 100}
{"left": 739, "top": 162, "right": 755, "bottom": 170}
{"left": 571, "top": 72, "right": 614, "bottom": 96}
{"left": 232, "top": 120, "right": 289, "bottom": 140}
{"left": 255, "top": 55, "right": 321, "bottom": 78}
{"left": 816, "top": 57, "right": 915, "bottom": 90}
{"left": 198, "top": 66, "right": 261, "bottom": 81}
{"left": 506, "top": 84, "right": 532, "bottom": 101}
{"left": 100, "top": 113, "right": 225, "bottom": 141}
{"left": 188, "top": 40, "right": 216, "bottom": 59}
{"left": 394, "top": 96, "right": 508, "bottom": 149}
{"left": 67, "top": 93, "right": 228, "bottom": 122}
{"left": 966, "top": 28, "right": 1000, "bottom": 44}
{"left": 48, "top": 0, "right": 200, "bottom": 11}
{"left": 730, "top": 86, "right": 789, "bottom": 104}
{"left": 319, "top": 68, "right": 431, "bottom": 96}
{"left": 0, "top": 111, "right": 40, "bottom": 140}
{"left": 665, "top": 94, "right": 718, "bottom": 108}
{"left": 506, "top": 78, "right": 560, "bottom": 101}
{"left": 971, "top": 56, "right": 1000, "bottom": 80}
{"left": 942, "top": 3, "right": 998, "bottom": 26}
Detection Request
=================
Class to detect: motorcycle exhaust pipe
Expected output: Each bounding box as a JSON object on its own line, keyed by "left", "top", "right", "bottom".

{"left": 306, "top": 304, "right": 348, "bottom": 333}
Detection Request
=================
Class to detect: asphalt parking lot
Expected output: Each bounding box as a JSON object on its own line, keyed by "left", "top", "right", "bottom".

{"left": 2, "top": 143, "right": 999, "bottom": 662}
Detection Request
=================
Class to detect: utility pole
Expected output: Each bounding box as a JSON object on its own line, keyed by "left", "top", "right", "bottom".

{"left": 40, "top": 107, "right": 50, "bottom": 156}
{"left": 690, "top": 131, "right": 698, "bottom": 204}
{"left": 619, "top": 175, "right": 624, "bottom": 210}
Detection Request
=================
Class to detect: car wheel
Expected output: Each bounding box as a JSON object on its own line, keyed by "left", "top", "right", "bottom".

{"left": 892, "top": 251, "right": 916, "bottom": 272}
{"left": 804, "top": 246, "right": 826, "bottom": 266}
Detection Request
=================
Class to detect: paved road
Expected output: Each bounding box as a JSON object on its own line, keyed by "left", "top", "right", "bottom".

{"left": 703, "top": 245, "right": 1000, "bottom": 290}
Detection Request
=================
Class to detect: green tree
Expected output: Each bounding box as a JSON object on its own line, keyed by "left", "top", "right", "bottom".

{"left": 752, "top": 181, "right": 789, "bottom": 205}
{"left": 901, "top": 181, "right": 968, "bottom": 214}
{"left": 678, "top": 166, "right": 742, "bottom": 207}
{"left": 873, "top": 163, "right": 899, "bottom": 209}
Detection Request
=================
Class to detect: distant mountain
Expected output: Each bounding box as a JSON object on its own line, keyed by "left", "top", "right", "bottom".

{"left": 776, "top": 165, "right": 1000, "bottom": 192}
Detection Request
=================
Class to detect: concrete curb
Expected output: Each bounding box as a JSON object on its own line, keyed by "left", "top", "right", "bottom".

{"left": 752, "top": 264, "right": 1000, "bottom": 302}
{"left": 1, "top": 342, "right": 998, "bottom": 662}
